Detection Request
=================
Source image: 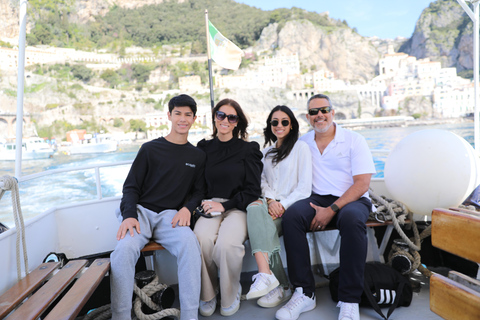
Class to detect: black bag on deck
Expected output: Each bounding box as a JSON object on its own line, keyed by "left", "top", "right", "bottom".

{"left": 329, "top": 262, "right": 413, "bottom": 320}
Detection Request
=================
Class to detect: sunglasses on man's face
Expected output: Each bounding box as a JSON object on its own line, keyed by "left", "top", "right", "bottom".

{"left": 271, "top": 119, "right": 290, "bottom": 127}
{"left": 215, "top": 111, "right": 239, "bottom": 123}
{"left": 308, "top": 106, "right": 332, "bottom": 116}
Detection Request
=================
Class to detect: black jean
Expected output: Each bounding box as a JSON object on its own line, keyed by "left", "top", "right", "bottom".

{"left": 282, "top": 193, "right": 371, "bottom": 303}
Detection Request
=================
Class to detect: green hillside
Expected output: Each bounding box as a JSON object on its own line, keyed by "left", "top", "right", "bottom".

{"left": 26, "top": 0, "right": 346, "bottom": 53}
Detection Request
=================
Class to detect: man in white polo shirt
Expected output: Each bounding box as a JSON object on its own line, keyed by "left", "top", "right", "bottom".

{"left": 275, "top": 94, "right": 376, "bottom": 320}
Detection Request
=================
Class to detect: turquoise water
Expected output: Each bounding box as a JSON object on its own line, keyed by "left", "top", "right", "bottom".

{"left": 0, "top": 122, "right": 474, "bottom": 227}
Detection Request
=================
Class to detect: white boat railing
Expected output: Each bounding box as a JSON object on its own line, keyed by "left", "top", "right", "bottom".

{"left": 1, "top": 160, "right": 133, "bottom": 200}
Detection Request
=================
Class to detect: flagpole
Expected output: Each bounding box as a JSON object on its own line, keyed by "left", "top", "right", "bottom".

{"left": 205, "top": 9, "right": 215, "bottom": 110}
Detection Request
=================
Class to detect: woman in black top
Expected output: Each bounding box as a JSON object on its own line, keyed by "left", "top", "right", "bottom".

{"left": 195, "top": 98, "right": 263, "bottom": 317}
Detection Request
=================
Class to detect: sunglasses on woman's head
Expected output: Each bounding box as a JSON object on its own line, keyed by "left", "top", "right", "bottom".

{"left": 215, "top": 111, "right": 239, "bottom": 123}
{"left": 308, "top": 106, "right": 332, "bottom": 116}
{"left": 271, "top": 119, "right": 290, "bottom": 127}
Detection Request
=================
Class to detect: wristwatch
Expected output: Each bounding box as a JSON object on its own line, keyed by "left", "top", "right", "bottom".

{"left": 330, "top": 203, "right": 340, "bottom": 214}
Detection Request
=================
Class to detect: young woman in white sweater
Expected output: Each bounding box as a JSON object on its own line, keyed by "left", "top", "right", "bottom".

{"left": 245, "top": 105, "right": 312, "bottom": 308}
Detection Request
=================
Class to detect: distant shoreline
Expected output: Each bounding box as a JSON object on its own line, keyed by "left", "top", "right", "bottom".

{"left": 343, "top": 117, "right": 473, "bottom": 130}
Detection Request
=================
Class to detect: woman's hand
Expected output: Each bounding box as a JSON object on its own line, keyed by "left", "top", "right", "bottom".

{"left": 268, "top": 200, "right": 285, "bottom": 219}
{"left": 202, "top": 200, "right": 225, "bottom": 215}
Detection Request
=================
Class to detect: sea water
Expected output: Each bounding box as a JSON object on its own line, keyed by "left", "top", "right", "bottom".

{"left": 0, "top": 122, "right": 474, "bottom": 227}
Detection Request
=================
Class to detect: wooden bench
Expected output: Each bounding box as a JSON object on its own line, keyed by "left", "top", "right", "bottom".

{"left": 313, "top": 218, "right": 411, "bottom": 275}
{"left": 430, "top": 208, "right": 480, "bottom": 320}
{"left": 139, "top": 220, "right": 409, "bottom": 275}
{"left": 141, "top": 240, "right": 165, "bottom": 253}
{"left": 0, "top": 258, "right": 110, "bottom": 320}
{"left": 141, "top": 241, "right": 165, "bottom": 270}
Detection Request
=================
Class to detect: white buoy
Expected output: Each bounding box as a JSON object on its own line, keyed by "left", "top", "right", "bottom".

{"left": 384, "top": 129, "right": 480, "bottom": 216}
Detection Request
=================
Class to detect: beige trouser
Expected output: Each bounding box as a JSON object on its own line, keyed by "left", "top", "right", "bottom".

{"left": 193, "top": 198, "right": 247, "bottom": 308}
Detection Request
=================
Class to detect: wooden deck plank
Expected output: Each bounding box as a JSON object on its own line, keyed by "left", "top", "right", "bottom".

{"left": 7, "top": 260, "right": 87, "bottom": 320}
{"left": 431, "top": 208, "right": 480, "bottom": 263}
{"left": 44, "top": 259, "right": 110, "bottom": 320}
{"left": 430, "top": 273, "right": 480, "bottom": 320}
{"left": 0, "top": 262, "right": 60, "bottom": 319}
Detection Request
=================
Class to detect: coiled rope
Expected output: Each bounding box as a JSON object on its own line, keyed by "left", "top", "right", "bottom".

{"left": 369, "top": 188, "right": 432, "bottom": 277}
{"left": 82, "top": 276, "right": 180, "bottom": 320}
{"left": 0, "top": 175, "right": 28, "bottom": 280}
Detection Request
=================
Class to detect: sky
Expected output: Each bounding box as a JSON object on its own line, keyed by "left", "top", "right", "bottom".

{"left": 235, "top": 0, "right": 435, "bottom": 39}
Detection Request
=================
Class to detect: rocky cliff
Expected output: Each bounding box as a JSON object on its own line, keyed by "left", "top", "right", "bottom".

{"left": 400, "top": 0, "right": 473, "bottom": 71}
{"left": 254, "top": 20, "right": 381, "bottom": 83}
{"left": 0, "top": 0, "right": 24, "bottom": 40}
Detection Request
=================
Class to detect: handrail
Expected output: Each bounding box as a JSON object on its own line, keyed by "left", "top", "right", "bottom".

{"left": 2, "top": 148, "right": 390, "bottom": 202}
{"left": 16, "top": 160, "right": 133, "bottom": 200}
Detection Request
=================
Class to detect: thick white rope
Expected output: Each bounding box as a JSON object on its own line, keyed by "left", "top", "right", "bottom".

{"left": 81, "top": 277, "right": 180, "bottom": 320}
{"left": 133, "top": 277, "right": 180, "bottom": 320}
{"left": 0, "top": 175, "right": 28, "bottom": 280}
{"left": 369, "top": 188, "right": 421, "bottom": 251}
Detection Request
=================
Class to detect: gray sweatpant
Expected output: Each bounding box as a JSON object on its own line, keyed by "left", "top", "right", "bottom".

{"left": 110, "top": 205, "right": 201, "bottom": 320}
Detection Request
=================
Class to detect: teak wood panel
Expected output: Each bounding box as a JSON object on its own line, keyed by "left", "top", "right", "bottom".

{"left": 44, "top": 258, "right": 110, "bottom": 320}
{"left": 0, "top": 262, "right": 60, "bottom": 319}
{"left": 7, "top": 259, "right": 87, "bottom": 320}
{"left": 430, "top": 274, "right": 480, "bottom": 320}
{"left": 431, "top": 208, "right": 480, "bottom": 263}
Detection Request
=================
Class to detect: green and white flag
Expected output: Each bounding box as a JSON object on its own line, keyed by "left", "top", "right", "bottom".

{"left": 208, "top": 20, "right": 244, "bottom": 70}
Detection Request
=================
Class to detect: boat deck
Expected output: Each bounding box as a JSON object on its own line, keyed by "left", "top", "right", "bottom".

{"left": 167, "top": 269, "right": 442, "bottom": 320}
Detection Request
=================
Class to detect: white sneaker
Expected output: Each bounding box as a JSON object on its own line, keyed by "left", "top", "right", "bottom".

{"left": 257, "top": 286, "right": 292, "bottom": 308}
{"left": 275, "top": 287, "right": 316, "bottom": 320}
{"left": 199, "top": 296, "right": 217, "bottom": 317}
{"left": 220, "top": 284, "right": 242, "bottom": 316}
{"left": 246, "top": 272, "right": 280, "bottom": 300}
{"left": 337, "top": 301, "right": 360, "bottom": 320}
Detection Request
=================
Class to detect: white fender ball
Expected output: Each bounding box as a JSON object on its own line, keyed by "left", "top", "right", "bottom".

{"left": 384, "top": 129, "right": 480, "bottom": 216}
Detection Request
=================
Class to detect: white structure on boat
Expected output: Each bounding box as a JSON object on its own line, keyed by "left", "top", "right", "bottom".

{"left": 0, "top": 137, "right": 54, "bottom": 161}
{"left": 60, "top": 131, "right": 118, "bottom": 155}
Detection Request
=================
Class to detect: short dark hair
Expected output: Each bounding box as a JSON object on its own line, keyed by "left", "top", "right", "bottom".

{"left": 168, "top": 94, "right": 197, "bottom": 115}
{"left": 264, "top": 105, "right": 299, "bottom": 164}
{"left": 211, "top": 98, "right": 249, "bottom": 140}
{"left": 307, "top": 94, "right": 332, "bottom": 110}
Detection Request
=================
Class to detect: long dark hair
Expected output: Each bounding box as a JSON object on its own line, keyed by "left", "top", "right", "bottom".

{"left": 211, "top": 98, "right": 249, "bottom": 140}
{"left": 264, "top": 105, "right": 299, "bottom": 165}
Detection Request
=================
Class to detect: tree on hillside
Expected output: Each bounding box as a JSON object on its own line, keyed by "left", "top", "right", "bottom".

{"left": 100, "top": 69, "right": 121, "bottom": 88}
{"left": 131, "top": 64, "right": 154, "bottom": 83}
{"left": 71, "top": 65, "right": 93, "bottom": 82}
{"left": 129, "top": 119, "right": 147, "bottom": 140}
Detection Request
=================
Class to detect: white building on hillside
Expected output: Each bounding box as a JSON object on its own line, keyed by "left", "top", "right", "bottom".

{"left": 433, "top": 83, "right": 475, "bottom": 118}
{"left": 215, "top": 53, "right": 300, "bottom": 89}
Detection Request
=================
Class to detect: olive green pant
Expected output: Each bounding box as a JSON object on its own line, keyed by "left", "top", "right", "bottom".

{"left": 246, "top": 198, "right": 289, "bottom": 288}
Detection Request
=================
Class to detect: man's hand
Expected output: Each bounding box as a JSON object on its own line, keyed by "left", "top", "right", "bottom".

{"left": 117, "top": 217, "right": 141, "bottom": 240}
{"left": 171, "top": 207, "right": 191, "bottom": 228}
{"left": 309, "top": 203, "right": 335, "bottom": 231}
{"left": 268, "top": 201, "right": 285, "bottom": 219}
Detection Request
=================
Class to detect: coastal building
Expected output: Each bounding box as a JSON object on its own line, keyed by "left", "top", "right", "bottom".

{"left": 313, "top": 69, "right": 347, "bottom": 91}
{"left": 148, "top": 68, "right": 171, "bottom": 83}
{"left": 214, "top": 53, "right": 300, "bottom": 89}
{"left": 145, "top": 104, "right": 211, "bottom": 139}
{"left": 433, "top": 82, "right": 475, "bottom": 118}
{"left": 0, "top": 46, "right": 58, "bottom": 70}
{"left": 0, "top": 46, "right": 153, "bottom": 71}
{"left": 378, "top": 45, "right": 475, "bottom": 117}
{"left": 178, "top": 75, "right": 202, "bottom": 92}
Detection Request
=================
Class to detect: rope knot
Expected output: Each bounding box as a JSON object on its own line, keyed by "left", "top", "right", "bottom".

{"left": 1, "top": 175, "right": 18, "bottom": 191}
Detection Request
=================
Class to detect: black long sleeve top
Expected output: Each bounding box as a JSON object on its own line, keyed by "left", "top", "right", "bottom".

{"left": 120, "top": 137, "right": 206, "bottom": 221}
{"left": 197, "top": 137, "right": 263, "bottom": 211}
